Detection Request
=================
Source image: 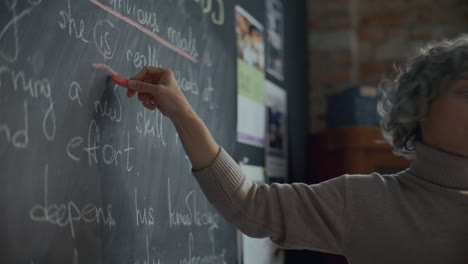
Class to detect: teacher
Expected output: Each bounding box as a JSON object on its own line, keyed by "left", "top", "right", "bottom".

{"left": 126, "top": 34, "right": 468, "bottom": 264}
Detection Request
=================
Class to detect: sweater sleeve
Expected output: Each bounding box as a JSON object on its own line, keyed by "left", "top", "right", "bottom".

{"left": 192, "top": 147, "right": 347, "bottom": 255}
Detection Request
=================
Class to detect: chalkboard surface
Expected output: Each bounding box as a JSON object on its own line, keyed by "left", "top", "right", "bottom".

{"left": 1, "top": 0, "right": 238, "bottom": 263}
{"left": 0, "top": 0, "right": 309, "bottom": 262}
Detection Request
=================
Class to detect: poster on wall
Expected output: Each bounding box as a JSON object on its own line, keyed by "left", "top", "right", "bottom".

{"left": 235, "top": 5, "right": 266, "bottom": 148}
{"left": 266, "top": 0, "right": 284, "bottom": 81}
{"left": 265, "top": 80, "right": 288, "bottom": 180}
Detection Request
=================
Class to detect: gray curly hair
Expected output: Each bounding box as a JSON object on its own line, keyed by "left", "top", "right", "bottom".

{"left": 377, "top": 34, "right": 468, "bottom": 160}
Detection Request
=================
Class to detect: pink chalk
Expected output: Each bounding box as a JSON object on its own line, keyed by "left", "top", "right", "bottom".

{"left": 111, "top": 74, "right": 130, "bottom": 89}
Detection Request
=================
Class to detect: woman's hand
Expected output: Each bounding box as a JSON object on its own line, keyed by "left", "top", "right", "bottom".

{"left": 127, "top": 66, "right": 220, "bottom": 171}
{"left": 127, "top": 66, "right": 192, "bottom": 120}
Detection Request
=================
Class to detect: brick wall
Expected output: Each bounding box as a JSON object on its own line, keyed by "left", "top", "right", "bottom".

{"left": 307, "top": 0, "right": 468, "bottom": 133}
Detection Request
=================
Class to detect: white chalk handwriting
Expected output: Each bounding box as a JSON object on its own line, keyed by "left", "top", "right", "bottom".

{"left": 108, "top": 0, "right": 159, "bottom": 33}
{"left": 0, "top": 100, "right": 28, "bottom": 148}
{"left": 126, "top": 45, "right": 162, "bottom": 69}
{"left": 167, "top": 26, "right": 199, "bottom": 60}
{"left": 58, "top": 0, "right": 90, "bottom": 43}
{"left": 0, "top": 0, "right": 42, "bottom": 63}
{"left": 179, "top": 232, "right": 227, "bottom": 264}
{"left": 136, "top": 107, "right": 166, "bottom": 147}
{"left": 125, "top": 46, "right": 218, "bottom": 112}
{"left": 68, "top": 81, "right": 83, "bottom": 107}
{"left": 0, "top": 65, "right": 56, "bottom": 141}
{"left": 29, "top": 164, "right": 116, "bottom": 238}
{"left": 93, "top": 19, "right": 118, "bottom": 60}
{"left": 94, "top": 86, "right": 122, "bottom": 123}
{"left": 174, "top": 69, "right": 199, "bottom": 97}
{"left": 135, "top": 187, "right": 155, "bottom": 227}
{"left": 167, "top": 178, "right": 220, "bottom": 230}
{"left": 133, "top": 234, "right": 161, "bottom": 264}
{"left": 66, "top": 120, "right": 134, "bottom": 171}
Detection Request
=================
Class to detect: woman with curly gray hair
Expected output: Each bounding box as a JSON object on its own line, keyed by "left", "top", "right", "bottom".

{"left": 379, "top": 34, "right": 468, "bottom": 161}
{"left": 126, "top": 35, "right": 468, "bottom": 264}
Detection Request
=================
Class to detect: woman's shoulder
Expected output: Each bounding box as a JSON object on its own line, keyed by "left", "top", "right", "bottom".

{"left": 341, "top": 169, "right": 409, "bottom": 194}
{"left": 344, "top": 169, "right": 408, "bottom": 182}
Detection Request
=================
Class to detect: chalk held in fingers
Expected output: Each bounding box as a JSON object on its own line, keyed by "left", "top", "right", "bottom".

{"left": 111, "top": 74, "right": 129, "bottom": 89}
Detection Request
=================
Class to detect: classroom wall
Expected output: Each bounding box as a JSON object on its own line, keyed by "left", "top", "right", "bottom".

{"left": 307, "top": 0, "right": 468, "bottom": 133}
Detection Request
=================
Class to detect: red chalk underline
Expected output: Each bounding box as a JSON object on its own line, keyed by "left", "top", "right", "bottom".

{"left": 89, "top": 0, "right": 198, "bottom": 64}
{"left": 92, "top": 63, "right": 118, "bottom": 75}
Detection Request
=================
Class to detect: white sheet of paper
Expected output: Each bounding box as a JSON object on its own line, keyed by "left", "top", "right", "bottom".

{"left": 237, "top": 95, "right": 266, "bottom": 147}
{"left": 235, "top": 5, "right": 266, "bottom": 148}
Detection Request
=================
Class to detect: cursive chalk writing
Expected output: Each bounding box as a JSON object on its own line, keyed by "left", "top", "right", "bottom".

{"left": 94, "top": 86, "right": 122, "bottom": 122}
{"left": 68, "top": 81, "right": 83, "bottom": 107}
{"left": 135, "top": 187, "right": 155, "bottom": 227}
{"left": 0, "top": 65, "right": 56, "bottom": 141}
{"left": 0, "top": 0, "right": 42, "bottom": 63}
{"left": 108, "top": 0, "right": 159, "bottom": 33}
{"left": 174, "top": 69, "right": 199, "bottom": 97}
{"left": 179, "top": 232, "right": 227, "bottom": 264}
{"left": 93, "top": 19, "right": 118, "bottom": 60}
{"left": 58, "top": 0, "right": 90, "bottom": 43}
{"left": 167, "top": 26, "right": 198, "bottom": 60}
{"left": 0, "top": 100, "right": 28, "bottom": 148}
{"left": 136, "top": 108, "right": 166, "bottom": 147}
{"left": 126, "top": 45, "right": 162, "bottom": 69}
{"left": 66, "top": 120, "right": 134, "bottom": 171}
{"left": 29, "top": 164, "right": 116, "bottom": 238}
{"left": 167, "top": 178, "right": 220, "bottom": 230}
{"left": 133, "top": 234, "right": 161, "bottom": 264}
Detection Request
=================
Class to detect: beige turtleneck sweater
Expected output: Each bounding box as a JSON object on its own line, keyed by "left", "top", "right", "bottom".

{"left": 192, "top": 140, "right": 468, "bottom": 264}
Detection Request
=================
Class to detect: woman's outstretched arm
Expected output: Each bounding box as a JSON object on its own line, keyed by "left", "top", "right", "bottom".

{"left": 126, "top": 66, "right": 347, "bottom": 254}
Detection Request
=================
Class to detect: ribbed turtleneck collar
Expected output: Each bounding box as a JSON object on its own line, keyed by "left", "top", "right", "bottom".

{"left": 408, "top": 140, "right": 468, "bottom": 189}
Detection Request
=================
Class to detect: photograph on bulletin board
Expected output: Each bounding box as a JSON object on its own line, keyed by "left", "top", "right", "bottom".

{"left": 235, "top": 5, "right": 266, "bottom": 148}
{"left": 266, "top": 0, "right": 284, "bottom": 81}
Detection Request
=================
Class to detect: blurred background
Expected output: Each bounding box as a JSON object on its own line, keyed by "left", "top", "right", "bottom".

{"left": 286, "top": 0, "right": 468, "bottom": 263}
{"left": 308, "top": 0, "right": 468, "bottom": 133}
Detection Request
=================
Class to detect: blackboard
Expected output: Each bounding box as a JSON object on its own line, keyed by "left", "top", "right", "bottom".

{"left": 0, "top": 0, "right": 309, "bottom": 263}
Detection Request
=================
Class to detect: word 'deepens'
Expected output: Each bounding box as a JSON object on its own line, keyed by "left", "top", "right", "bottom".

{"left": 29, "top": 164, "right": 116, "bottom": 238}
